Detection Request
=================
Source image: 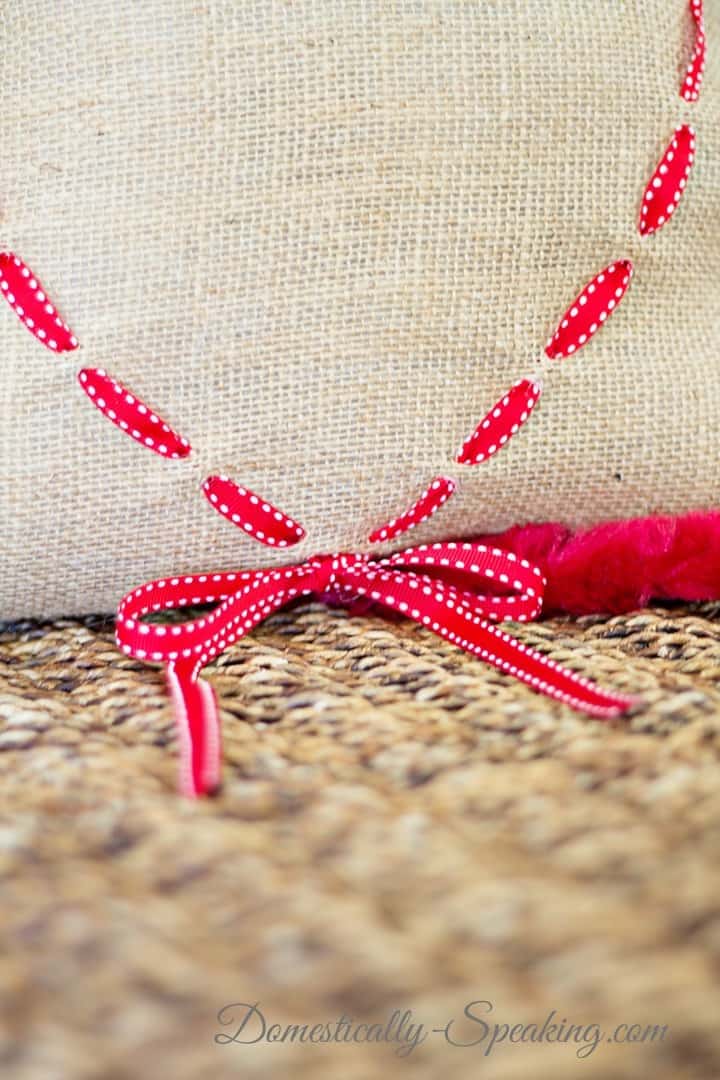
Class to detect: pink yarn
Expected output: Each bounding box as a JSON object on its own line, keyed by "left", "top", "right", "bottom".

{"left": 476, "top": 511, "right": 720, "bottom": 615}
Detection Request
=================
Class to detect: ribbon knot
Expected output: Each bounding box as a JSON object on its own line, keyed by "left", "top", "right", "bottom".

{"left": 310, "top": 552, "right": 367, "bottom": 592}
{"left": 116, "top": 541, "right": 636, "bottom": 797}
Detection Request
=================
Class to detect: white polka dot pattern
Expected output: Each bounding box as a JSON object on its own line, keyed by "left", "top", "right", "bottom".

{"left": 0, "top": 0, "right": 708, "bottom": 796}
{"left": 201, "top": 474, "right": 306, "bottom": 548}
{"left": 77, "top": 368, "right": 191, "bottom": 459}
{"left": 0, "top": 252, "right": 78, "bottom": 353}
{"left": 116, "top": 544, "right": 637, "bottom": 795}
{"left": 545, "top": 261, "right": 634, "bottom": 360}
{"left": 456, "top": 377, "right": 542, "bottom": 466}
{"left": 368, "top": 476, "right": 456, "bottom": 543}
{"left": 681, "top": 0, "right": 705, "bottom": 102}
{"left": 639, "top": 125, "right": 696, "bottom": 237}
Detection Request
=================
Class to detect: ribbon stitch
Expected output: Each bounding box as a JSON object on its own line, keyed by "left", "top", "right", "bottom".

{"left": 116, "top": 542, "right": 636, "bottom": 797}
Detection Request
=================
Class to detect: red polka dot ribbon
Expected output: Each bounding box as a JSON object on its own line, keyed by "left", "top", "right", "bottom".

{"left": 367, "top": 477, "right": 456, "bottom": 543}
{"left": 116, "top": 543, "right": 637, "bottom": 797}
{"left": 0, "top": 252, "right": 78, "bottom": 353}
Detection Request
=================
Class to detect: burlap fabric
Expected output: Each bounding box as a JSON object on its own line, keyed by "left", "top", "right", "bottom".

{"left": 1, "top": 0, "right": 719, "bottom": 619}
{"left": 1, "top": 601, "right": 720, "bottom": 1077}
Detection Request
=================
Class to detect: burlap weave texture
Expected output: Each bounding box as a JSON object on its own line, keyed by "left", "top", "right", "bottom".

{"left": 1, "top": 0, "right": 719, "bottom": 617}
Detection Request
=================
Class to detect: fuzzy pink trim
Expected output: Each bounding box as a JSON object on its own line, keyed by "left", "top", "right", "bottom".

{"left": 475, "top": 511, "right": 720, "bottom": 615}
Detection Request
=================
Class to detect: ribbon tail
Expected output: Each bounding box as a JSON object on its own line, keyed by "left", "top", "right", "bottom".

{"left": 365, "top": 564, "right": 636, "bottom": 718}
{"left": 166, "top": 661, "right": 221, "bottom": 797}
{"left": 464, "top": 620, "right": 636, "bottom": 718}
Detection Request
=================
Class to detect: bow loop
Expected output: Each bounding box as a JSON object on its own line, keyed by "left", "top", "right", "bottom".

{"left": 378, "top": 542, "right": 545, "bottom": 622}
{"left": 116, "top": 541, "right": 636, "bottom": 797}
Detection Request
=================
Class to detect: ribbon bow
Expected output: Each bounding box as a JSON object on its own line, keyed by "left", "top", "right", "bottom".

{"left": 116, "top": 542, "right": 635, "bottom": 796}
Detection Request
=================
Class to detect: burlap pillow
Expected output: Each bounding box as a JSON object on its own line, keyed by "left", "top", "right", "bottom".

{"left": 0, "top": 0, "right": 717, "bottom": 620}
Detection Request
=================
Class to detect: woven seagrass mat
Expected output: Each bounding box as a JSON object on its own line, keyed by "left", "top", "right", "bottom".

{"left": 1, "top": 603, "right": 720, "bottom": 1079}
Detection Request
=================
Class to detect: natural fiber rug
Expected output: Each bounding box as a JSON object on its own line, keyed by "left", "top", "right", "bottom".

{"left": 1, "top": 602, "right": 719, "bottom": 1079}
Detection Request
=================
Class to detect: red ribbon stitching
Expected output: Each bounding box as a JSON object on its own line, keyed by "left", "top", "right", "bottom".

{"left": 116, "top": 543, "right": 637, "bottom": 797}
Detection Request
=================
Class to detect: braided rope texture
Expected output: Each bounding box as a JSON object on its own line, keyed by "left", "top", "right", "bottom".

{"left": 1, "top": 604, "right": 720, "bottom": 1076}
